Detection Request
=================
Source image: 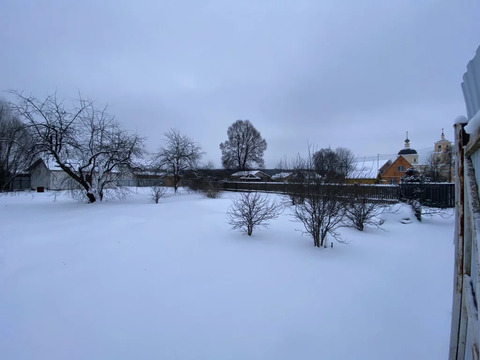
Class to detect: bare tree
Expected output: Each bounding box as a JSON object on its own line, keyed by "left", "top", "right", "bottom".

{"left": 312, "top": 147, "right": 356, "bottom": 182}
{"left": 151, "top": 183, "right": 168, "bottom": 203}
{"left": 220, "top": 120, "right": 267, "bottom": 170}
{"left": 275, "top": 154, "right": 290, "bottom": 170}
{"left": 155, "top": 129, "right": 203, "bottom": 193}
{"left": 76, "top": 104, "right": 145, "bottom": 201}
{"left": 445, "top": 145, "right": 453, "bottom": 183}
{"left": 423, "top": 152, "right": 443, "bottom": 182}
{"left": 12, "top": 92, "right": 144, "bottom": 202}
{"left": 227, "top": 192, "right": 282, "bottom": 236}
{"left": 344, "top": 185, "right": 384, "bottom": 231}
{"left": 285, "top": 148, "right": 324, "bottom": 205}
{"left": 293, "top": 183, "right": 346, "bottom": 247}
{"left": 424, "top": 149, "right": 454, "bottom": 183}
{"left": 312, "top": 148, "right": 338, "bottom": 181}
{"left": 291, "top": 146, "right": 346, "bottom": 247}
{"left": 0, "top": 100, "right": 33, "bottom": 191}
{"left": 335, "top": 147, "right": 356, "bottom": 179}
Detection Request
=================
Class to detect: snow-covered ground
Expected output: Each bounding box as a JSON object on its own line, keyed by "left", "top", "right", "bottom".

{"left": 0, "top": 188, "right": 454, "bottom": 360}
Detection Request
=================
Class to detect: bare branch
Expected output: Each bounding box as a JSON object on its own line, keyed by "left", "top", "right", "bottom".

{"left": 220, "top": 120, "right": 267, "bottom": 170}
{"left": 10, "top": 92, "right": 145, "bottom": 202}
{"left": 227, "top": 192, "right": 283, "bottom": 236}
{"left": 154, "top": 129, "right": 204, "bottom": 193}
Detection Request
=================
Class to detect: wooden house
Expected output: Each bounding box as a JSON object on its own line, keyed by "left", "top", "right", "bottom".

{"left": 379, "top": 156, "right": 413, "bottom": 184}
{"left": 379, "top": 135, "right": 419, "bottom": 184}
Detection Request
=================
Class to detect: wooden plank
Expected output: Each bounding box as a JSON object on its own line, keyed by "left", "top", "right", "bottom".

{"left": 465, "top": 275, "right": 480, "bottom": 360}
{"left": 450, "top": 122, "right": 467, "bottom": 360}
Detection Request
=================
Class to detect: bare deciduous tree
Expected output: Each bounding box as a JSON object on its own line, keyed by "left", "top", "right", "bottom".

{"left": 290, "top": 146, "right": 346, "bottom": 247}
{"left": 0, "top": 100, "right": 33, "bottom": 191}
{"left": 423, "top": 152, "right": 443, "bottom": 182}
{"left": 294, "top": 183, "right": 346, "bottom": 247}
{"left": 227, "top": 192, "right": 282, "bottom": 236}
{"left": 220, "top": 120, "right": 267, "bottom": 170}
{"left": 151, "top": 183, "right": 168, "bottom": 204}
{"left": 313, "top": 147, "right": 356, "bottom": 182}
{"left": 336, "top": 147, "right": 356, "bottom": 179}
{"left": 424, "top": 150, "right": 453, "bottom": 183}
{"left": 344, "top": 185, "right": 385, "bottom": 231}
{"left": 155, "top": 129, "right": 203, "bottom": 193}
{"left": 12, "top": 92, "right": 144, "bottom": 202}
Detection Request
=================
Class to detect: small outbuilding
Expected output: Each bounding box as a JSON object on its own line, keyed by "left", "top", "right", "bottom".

{"left": 28, "top": 158, "right": 73, "bottom": 190}
{"left": 230, "top": 170, "right": 271, "bottom": 182}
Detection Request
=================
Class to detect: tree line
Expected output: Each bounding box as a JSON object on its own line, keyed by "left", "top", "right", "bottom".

{"left": 226, "top": 148, "right": 386, "bottom": 247}
{"left": 0, "top": 93, "right": 272, "bottom": 201}
{"left": 1, "top": 91, "right": 449, "bottom": 204}
{"left": 1, "top": 91, "right": 448, "bottom": 249}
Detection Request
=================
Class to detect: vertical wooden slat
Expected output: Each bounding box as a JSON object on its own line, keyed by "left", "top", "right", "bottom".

{"left": 450, "top": 122, "right": 467, "bottom": 360}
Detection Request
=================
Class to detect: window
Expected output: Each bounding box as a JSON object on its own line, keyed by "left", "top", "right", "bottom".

{"left": 397, "top": 165, "right": 405, "bottom": 172}
{"left": 389, "top": 179, "right": 395, "bottom": 185}
{"left": 438, "top": 145, "right": 441, "bottom": 151}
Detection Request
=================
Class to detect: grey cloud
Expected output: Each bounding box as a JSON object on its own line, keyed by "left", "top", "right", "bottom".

{"left": 1, "top": 0, "right": 479, "bottom": 167}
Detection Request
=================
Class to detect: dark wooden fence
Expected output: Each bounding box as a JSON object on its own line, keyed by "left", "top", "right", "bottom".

{"left": 221, "top": 181, "right": 455, "bottom": 208}
{"left": 399, "top": 183, "right": 455, "bottom": 208}
{"left": 116, "top": 178, "right": 164, "bottom": 187}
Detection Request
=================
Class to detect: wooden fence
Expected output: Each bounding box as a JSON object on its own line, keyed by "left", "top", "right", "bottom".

{"left": 116, "top": 178, "right": 164, "bottom": 187}
{"left": 221, "top": 181, "right": 455, "bottom": 208}
{"left": 450, "top": 45, "right": 480, "bottom": 360}
{"left": 399, "top": 183, "right": 455, "bottom": 208}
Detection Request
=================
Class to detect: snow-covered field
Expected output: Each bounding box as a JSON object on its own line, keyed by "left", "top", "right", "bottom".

{"left": 0, "top": 188, "right": 454, "bottom": 360}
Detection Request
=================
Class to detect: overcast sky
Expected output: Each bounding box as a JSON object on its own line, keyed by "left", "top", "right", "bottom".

{"left": 1, "top": 0, "right": 479, "bottom": 168}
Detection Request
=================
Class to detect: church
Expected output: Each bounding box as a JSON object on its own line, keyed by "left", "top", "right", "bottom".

{"left": 379, "top": 131, "right": 453, "bottom": 184}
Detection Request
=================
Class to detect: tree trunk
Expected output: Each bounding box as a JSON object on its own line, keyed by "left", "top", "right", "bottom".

{"left": 174, "top": 174, "right": 179, "bottom": 193}
{"left": 87, "top": 192, "right": 96, "bottom": 203}
{"left": 320, "top": 230, "right": 328, "bottom": 247}
{"left": 357, "top": 222, "right": 364, "bottom": 231}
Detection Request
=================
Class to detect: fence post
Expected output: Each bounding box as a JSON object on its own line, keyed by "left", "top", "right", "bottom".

{"left": 449, "top": 120, "right": 467, "bottom": 360}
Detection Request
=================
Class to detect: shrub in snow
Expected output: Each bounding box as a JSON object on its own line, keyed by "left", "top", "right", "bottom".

{"left": 293, "top": 183, "right": 346, "bottom": 247}
{"left": 188, "top": 177, "right": 221, "bottom": 198}
{"left": 151, "top": 185, "right": 168, "bottom": 204}
{"left": 202, "top": 182, "right": 221, "bottom": 198}
{"left": 227, "top": 192, "right": 282, "bottom": 236}
{"left": 410, "top": 199, "right": 422, "bottom": 222}
{"left": 344, "top": 186, "right": 385, "bottom": 231}
{"left": 400, "top": 168, "right": 425, "bottom": 222}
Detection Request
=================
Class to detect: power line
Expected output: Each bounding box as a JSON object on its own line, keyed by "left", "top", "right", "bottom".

{"left": 355, "top": 146, "right": 434, "bottom": 162}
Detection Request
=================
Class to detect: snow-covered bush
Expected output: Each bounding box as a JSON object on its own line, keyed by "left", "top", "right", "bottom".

{"left": 227, "top": 192, "right": 282, "bottom": 236}
{"left": 400, "top": 167, "right": 425, "bottom": 221}
{"left": 202, "top": 182, "right": 221, "bottom": 198}
{"left": 293, "top": 183, "right": 346, "bottom": 247}
{"left": 151, "top": 185, "right": 167, "bottom": 204}
{"left": 344, "top": 186, "right": 385, "bottom": 231}
{"left": 187, "top": 177, "right": 221, "bottom": 198}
